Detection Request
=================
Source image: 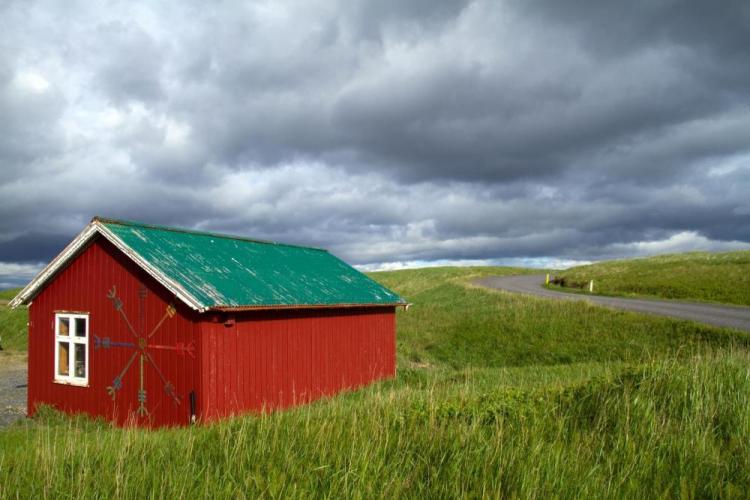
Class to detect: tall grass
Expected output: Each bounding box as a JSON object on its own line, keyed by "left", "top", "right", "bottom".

{"left": 1, "top": 267, "right": 749, "bottom": 497}
{"left": 1, "top": 352, "right": 748, "bottom": 498}
{"left": 557, "top": 250, "right": 750, "bottom": 306}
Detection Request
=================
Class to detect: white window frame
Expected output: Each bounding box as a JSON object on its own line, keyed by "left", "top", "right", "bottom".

{"left": 54, "top": 312, "right": 89, "bottom": 386}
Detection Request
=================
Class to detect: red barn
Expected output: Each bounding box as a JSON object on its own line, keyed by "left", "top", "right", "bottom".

{"left": 10, "top": 217, "right": 405, "bottom": 427}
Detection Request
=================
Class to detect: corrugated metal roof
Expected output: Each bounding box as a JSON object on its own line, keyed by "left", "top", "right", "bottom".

{"left": 96, "top": 217, "right": 405, "bottom": 310}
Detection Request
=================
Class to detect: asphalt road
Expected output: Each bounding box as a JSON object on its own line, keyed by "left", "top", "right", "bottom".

{"left": 0, "top": 357, "right": 26, "bottom": 428}
{"left": 474, "top": 274, "right": 750, "bottom": 333}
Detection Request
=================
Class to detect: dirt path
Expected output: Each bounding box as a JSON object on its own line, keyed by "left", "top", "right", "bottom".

{"left": 475, "top": 274, "right": 750, "bottom": 332}
{"left": 0, "top": 356, "right": 27, "bottom": 428}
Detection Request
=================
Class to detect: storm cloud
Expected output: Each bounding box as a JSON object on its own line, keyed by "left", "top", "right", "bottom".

{"left": 1, "top": 0, "right": 749, "bottom": 287}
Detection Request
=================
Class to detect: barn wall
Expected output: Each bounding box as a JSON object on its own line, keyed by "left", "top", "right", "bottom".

{"left": 198, "top": 307, "right": 396, "bottom": 420}
{"left": 28, "top": 237, "right": 199, "bottom": 427}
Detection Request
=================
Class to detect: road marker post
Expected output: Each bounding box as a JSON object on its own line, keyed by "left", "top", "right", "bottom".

{"left": 545, "top": 273, "right": 550, "bottom": 285}
{"left": 589, "top": 280, "right": 594, "bottom": 293}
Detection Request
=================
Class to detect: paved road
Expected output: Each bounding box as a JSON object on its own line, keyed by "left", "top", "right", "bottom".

{"left": 0, "top": 357, "right": 26, "bottom": 428}
{"left": 475, "top": 274, "right": 750, "bottom": 333}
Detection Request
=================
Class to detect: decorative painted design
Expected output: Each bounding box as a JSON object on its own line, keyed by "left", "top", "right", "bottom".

{"left": 95, "top": 285, "right": 194, "bottom": 417}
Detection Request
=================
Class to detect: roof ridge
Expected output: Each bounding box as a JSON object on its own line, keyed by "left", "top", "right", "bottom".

{"left": 92, "top": 216, "right": 328, "bottom": 252}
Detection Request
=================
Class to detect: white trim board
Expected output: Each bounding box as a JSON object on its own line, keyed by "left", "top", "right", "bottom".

{"left": 9, "top": 220, "right": 207, "bottom": 312}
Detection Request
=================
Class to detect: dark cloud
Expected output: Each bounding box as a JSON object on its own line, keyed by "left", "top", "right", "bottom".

{"left": 0, "top": 233, "right": 71, "bottom": 263}
{"left": 94, "top": 21, "right": 166, "bottom": 105}
{"left": 0, "top": 65, "right": 66, "bottom": 182}
{"left": 1, "top": 0, "right": 749, "bottom": 286}
{"left": 340, "top": 0, "right": 473, "bottom": 41}
{"left": 146, "top": 0, "right": 750, "bottom": 187}
{"left": 517, "top": 0, "right": 750, "bottom": 61}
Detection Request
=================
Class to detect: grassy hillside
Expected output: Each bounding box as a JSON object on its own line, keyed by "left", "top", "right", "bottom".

{"left": 0, "top": 288, "right": 20, "bottom": 301}
{"left": 375, "top": 267, "right": 746, "bottom": 369}
{"left": 555, "top": 250, "right": 750, "bottom": 306}
{"left": 0, "top": 288, "right": 26, "bottom": 352}
{"left": 2, "top": 268, "right": 750, "bottom": 497}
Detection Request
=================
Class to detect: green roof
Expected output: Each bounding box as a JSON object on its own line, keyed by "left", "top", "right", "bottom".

{"left": 98, "top": 218, "right": 405, "bottom": 310}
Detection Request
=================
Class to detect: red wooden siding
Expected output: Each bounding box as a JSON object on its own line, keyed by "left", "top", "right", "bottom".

{"left": 28, "top": 237, "right": 199, "bottom": 427}
{"left": 26, "top": 235, "right": 398, "bottom": 427}
{"left": 198, "top": 307, "right": 396, "bottom": 420}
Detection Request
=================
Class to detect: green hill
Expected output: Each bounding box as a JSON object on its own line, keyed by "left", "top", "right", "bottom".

{"left": 0, "top": 288, "right": 26, "bottom": 352}
{"left": 554, "top": 250, "right": 750, "bottom": 306}
{"left": 0, "top": 288, "right": 20, "bottom": 301}
{"left": 1, "top": 268, "right": 749, "bottom": 497}
{"left": 373, "top": 266, "right": 746, "bottom": 369}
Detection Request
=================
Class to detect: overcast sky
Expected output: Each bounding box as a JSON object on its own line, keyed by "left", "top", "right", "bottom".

{"left": 2, "top": 0, "right": 750, "bottom": 288}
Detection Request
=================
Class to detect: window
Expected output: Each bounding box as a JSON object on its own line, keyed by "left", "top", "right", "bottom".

{"left": 54, "top": 313, "right": 89, "bottom": 386}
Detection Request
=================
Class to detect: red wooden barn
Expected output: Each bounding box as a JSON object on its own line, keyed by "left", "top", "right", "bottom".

{"left": 10, "top": 217, "right": 406, "bottom": 427}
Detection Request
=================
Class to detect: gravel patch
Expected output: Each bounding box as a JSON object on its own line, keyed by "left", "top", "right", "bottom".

{"left": 0, "top": 356, "right": 27, "bottom": 427}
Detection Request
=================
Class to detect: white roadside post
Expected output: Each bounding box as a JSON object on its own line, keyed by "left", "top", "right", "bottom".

{"left": 589, "top": 280, "right": 594, "bottom": 293}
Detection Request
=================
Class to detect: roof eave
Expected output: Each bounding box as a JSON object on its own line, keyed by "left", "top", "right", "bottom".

{"left": 9, "top": 221, "right": 208, "bottom": 313}
{"left": 208, "top": 301, "right": 409, "bottom": 312}
{"left": 95, "top": 222, "right": 208, "bottom": 312}
{"left": 9, "top": 222, "right": 99, "bottom": 309}
{"left": 9, "top": 219, "right": 408, "bottom": 315}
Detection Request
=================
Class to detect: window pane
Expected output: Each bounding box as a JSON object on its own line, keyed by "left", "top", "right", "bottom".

{"left": 74, "top": 344, "right": 86, "bottom": 378}
{"left": 58, "top": 342, "right": 70, "bottom": 376}
{"left": 58, "top": 317, "right": 70, "bottom": 336}
{"left": 74, "top": 317, "right": 87, "bottom": 338}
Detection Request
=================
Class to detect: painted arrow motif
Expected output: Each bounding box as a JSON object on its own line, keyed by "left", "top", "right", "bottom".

{"left": 101, "top": 284, "right": 186, "bottom": 417}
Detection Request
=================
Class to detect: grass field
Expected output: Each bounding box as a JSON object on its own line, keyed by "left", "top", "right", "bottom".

{"left": 0, "top": 288, "right": 26, "bottom": 352}
{"left": 0, "top": 288, "right": 20, "bottom": 301}
{"left": 553, "top": 250, "right": 750, "bottom": 306}
{"left": 1, "top": 267, "right": 749, "bottom": 497}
